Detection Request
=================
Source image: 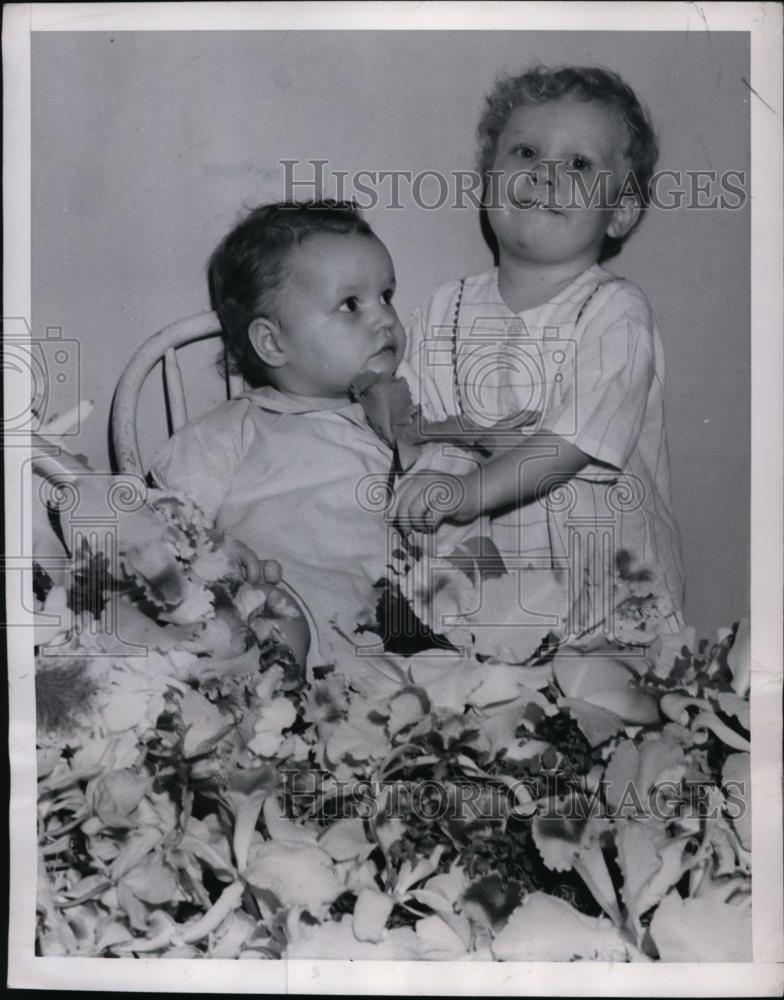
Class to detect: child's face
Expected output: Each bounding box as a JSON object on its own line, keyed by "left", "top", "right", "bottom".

{"left": 487, "top": 97, "right": 630, "bottom": 268}
{"left": 262, "top": 232, "right": 406, "bottom": 398}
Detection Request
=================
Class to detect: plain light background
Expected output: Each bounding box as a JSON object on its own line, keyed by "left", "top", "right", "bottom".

{"left": 31, "top": 30, "right": 750, "bottom": 640}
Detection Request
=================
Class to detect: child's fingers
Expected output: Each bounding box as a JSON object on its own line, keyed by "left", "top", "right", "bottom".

{"left": 240, "top": 547, "right": 262, "bottom": 584}
{"left": 391, "top": 479, "right": 438, "bottom": 534}
{"left": 227, "top": 538, "right": 261, "bottom": 583}
{"left": 246, "top": 552, "right": 261, "bottom": 583}
{"left": 391, "top": 471, "right": 434, "bottom": 517}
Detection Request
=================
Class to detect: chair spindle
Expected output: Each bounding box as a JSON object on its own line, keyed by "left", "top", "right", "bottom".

{"left": 164, "top": 347, "right": 188, "bottom": 431}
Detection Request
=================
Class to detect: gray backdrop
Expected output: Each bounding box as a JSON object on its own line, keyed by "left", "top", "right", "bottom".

{"left": 31, "top": 30, "right": 750, "bottom": 639}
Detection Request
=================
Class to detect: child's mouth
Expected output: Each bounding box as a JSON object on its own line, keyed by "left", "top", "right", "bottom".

{"left": 365, "top": 344, "right": 399, "bottom": 372}
{"left": 510, "top": 195, "right": 562, "bottom": 214}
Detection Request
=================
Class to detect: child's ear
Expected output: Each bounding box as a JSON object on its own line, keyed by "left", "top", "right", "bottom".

{"left": 248, "top": 317, "right": 287, "bottom": 369}
{"left": 606, "top": 196, "right": 641, "bottom": 240}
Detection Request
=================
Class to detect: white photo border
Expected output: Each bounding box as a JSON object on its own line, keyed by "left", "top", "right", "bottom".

{"left": 5, "top": 2, "right": 782, "bottom": 994}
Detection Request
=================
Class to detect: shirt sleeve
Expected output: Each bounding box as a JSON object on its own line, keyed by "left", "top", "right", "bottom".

{"left": 540, "top": 283, "right": 657, "bottom": 472}
{"left": 149, "top": 400, "right": 252, "bottom": 521}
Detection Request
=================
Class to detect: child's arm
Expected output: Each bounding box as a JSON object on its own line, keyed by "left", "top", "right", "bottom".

{"left": 391, "top": 431, "right": 590, "bottom": 531}
{"left": 395, "top": 280, "right": 659, "bottom": 534}
{"left": 151, "top": 400, "right": 268, "bottom": 578}
{"left": 151, "top": 408, "right": 241, "bottom": 522}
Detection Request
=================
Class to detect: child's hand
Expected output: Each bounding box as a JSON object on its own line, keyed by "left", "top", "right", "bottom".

{"left": 390, "top": 468, "right": 481, "bottom": 534}
{"left": 223, "top": 535, "right": 268, "bottom": 584}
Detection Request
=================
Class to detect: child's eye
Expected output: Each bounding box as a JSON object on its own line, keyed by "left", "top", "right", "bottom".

{"left": 571, "top": 155, "right": 592, "bottom": 172}
{"left": 339, "top": 297, "right": 359, "bottom": 313}
{"left": 381, "top": 288, "right": 395, "bottom": 305}
{"left": 512, "top": 145, "right": 536, "bottom": 160}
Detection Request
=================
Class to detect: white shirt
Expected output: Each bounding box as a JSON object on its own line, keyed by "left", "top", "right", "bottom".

{"left": 405, "top": 265, "right": 685, "bottom": 631}
{"left": 151, "top": 385, "right": 482, "bottom": 639}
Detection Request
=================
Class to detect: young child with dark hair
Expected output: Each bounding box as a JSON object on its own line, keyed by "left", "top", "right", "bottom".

{"left": 152, "top": 202, "right": 482, "bottom": 641}
{"left": 396, "top": 66, "right": 685, "bottom": 633}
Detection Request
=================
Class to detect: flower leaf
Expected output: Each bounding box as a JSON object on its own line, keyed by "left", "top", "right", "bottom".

{"left": 492, "top": 892, "right": 632, "bottom": 961}
{"left": 582, "top": 686, "right": 660, "bottom": 725}
{"left": 395, "top": 846, "right": 444, "bottom": 896}
{"left": 122, "top": 541, "right": 187, "bottom": 608}
{"left": 714, "top": 692, "right": 750, "bottom": 731}
{"left": 284, "top": 914, "right": 420, "bottom": 960}
{"left": 560, "top": 697, "right": 626, "bottom": 747}
{"left": 722, "top": 752, "right": 751, "bottom": 849}
{"left": 726, "top": 618, "right": 750, "bottom": 697}
{"left": 262, "top": 795, "right": 318, "bottom": 847}
{"left": 176, "top": 687, "right": 234, "bottom": 758}
{"left": 352, "top": 888, "right": 394, "bottom": 943}
{"left": 386, "top": 687, "right": 429, "bottom": 736}
{"left": 413, "top": 913, "right": 469, "bottom": 959}
{"left": 649, "top": 891, "right": 752, "bottom": 961}
{"left": 691, "top": 712, "right": 751, "bottom": 752}
{"left": 110, "top": 827, "right": 164, "bottom": 882}
{"left": 553, "top": 654, "right": 636, "bottom": 699}
{"left": 573, "top": 840, "right": 624, "bottom": 926}
{"left": 122, "top": 854, "right": 178, "bottom": 904}
{"left": 614, "top": 821, "right": 694, "bottom": 937}
{"left": 245, "top": 842, "right": 343, "bottom": 912}
{"left": 86, "top": 769, "right": 152, "bottom": 828}
{"left": 318, "top": 818, "right": 374, "bottom": 862}
{"left": 463, "top": 571, "right": 566, "bottom": 664}
{"left": 604, "top": 736, "right": 688, "bottom": 814}
{"left": 465, "top": 664, "right": 525, "bottom": 707}
{"left": 177, "top": 834, "right": 237, "bottom": 882}
{"left": 406, "top": 659, "right": 484, "bottom": 711}
{"left": 461, "top": 873, "right": 522, "bottom": 930}
{"left": 116, "top": 881, "right": 151, "bottom": 932}
{"left": 532, "top": 806, "right": 589, "bottom": 873}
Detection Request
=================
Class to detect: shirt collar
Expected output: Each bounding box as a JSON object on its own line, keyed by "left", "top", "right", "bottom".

{"left": 239, "top": 385, "right": 367, "bottom": 424}
{"left": 490, "top": 263, "right": 608, "bottom": 315}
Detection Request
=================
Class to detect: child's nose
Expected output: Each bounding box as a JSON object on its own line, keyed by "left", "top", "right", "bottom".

{"left": 372, "top": 304, "right": 397, "bottom": 331}
{"left": 516, "top": 160, "right": 553, "bottom": 194}
{"left": 531, "top": 160, "right": 556, "bottom": 187}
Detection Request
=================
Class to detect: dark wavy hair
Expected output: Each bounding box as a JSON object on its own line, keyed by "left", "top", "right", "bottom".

{"left": 476, "top": 65, "right": 659, "bottom": 259}
{"left": 208, "top": 201, "right": 373, "bottom": 386}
